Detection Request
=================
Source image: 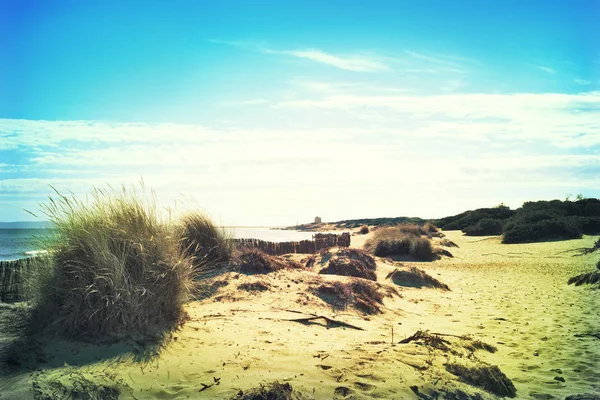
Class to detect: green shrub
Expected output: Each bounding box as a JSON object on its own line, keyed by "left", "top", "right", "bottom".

{"left": 436, "top": 205, "right": 514, "bottom": 231}
{"left": 463, "top": 218, "right": 504, "bottom": 236}
{"left": 503, "top": 218, "right": 582, "bottom": 244}
{"left": 31, "top": 185, "right": 194, "bottom": 342}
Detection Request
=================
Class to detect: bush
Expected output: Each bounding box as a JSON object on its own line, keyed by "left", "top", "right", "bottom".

{"left": 180, "top": 211, "right": 232, "bottom": 271}
{"left": 503, "top": 218, "right": 582, "bottom": 243}
{"left": 463, "top": 218, "right": 503, "bottom": 236}
{"left": 436, "top": 205, "right": 514, "bottom": 231}
{"left": 32, "top": 186, "right": 193, "bottom": 342}
{"left": 358, "top": 225, "right": 369, "bottom": 234}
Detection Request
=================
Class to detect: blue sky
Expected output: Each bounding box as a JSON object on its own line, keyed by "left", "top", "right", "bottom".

{"left": 1, "top": 0, "right": 599, "bottom": 225}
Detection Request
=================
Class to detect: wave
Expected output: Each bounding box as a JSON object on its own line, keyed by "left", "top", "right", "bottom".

{"left": 23, "top": 250, "right": 48, "bottom": 257}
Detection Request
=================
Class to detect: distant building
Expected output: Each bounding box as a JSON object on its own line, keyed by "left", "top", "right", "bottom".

{"left": 314, "top": 216, "right": 322, "bottom": 224}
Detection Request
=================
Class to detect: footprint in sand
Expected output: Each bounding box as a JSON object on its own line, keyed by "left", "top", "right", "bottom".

{"left": 333, "top": 386, "right": 354, "bottom": 399}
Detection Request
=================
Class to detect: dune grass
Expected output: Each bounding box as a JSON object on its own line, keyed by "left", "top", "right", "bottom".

{"left": 29, "top": 185, "right": 195, "bottom": 342}
{"left": 364, "top": 227, "right": 439, "bottom": 261}
{"left": 179, "top": 211, "right": 233, "bottom": 272}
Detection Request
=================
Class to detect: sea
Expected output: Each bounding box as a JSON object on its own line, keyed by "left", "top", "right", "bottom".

{"left": 0, "top": 227, "right": 319, "bottom": 261}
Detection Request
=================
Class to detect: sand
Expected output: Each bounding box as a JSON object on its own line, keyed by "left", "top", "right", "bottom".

{"left": 1, "top": 231, "right": 598, "bottom": 399}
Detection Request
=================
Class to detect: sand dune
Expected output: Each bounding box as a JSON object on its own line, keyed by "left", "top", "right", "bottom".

{"left": 1, "top": 231, "right": 599, "bottom": 399}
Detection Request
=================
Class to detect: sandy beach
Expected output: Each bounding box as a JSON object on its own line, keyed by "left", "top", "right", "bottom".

{"left": 1, "top": 230, "right": 598, "bottom": 399}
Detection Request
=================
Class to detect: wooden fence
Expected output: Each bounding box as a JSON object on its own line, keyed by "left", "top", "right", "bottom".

{"left": 0, "top": 258, "right": 35, "bottom": 302}
{"left": 233, "top": 232, "right": 351, "bottom": 256}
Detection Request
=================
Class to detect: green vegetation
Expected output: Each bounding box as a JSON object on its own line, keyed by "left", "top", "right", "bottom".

{"left": 27, "top": 185, "right": 217, "bottom": 342}
{"left": 462, "top": 218, "right": 504, "bottom": 236}
{"left": 435, "top": 204, "right": 514, "bottom": 232}
{"left": 437, "top": 198, "right": 600, "bottom": 243}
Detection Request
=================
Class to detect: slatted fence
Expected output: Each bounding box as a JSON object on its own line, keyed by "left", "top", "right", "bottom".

{"left": 0, "top": 258, "right": 35, "bottom": 302}
{"left": 233, "top": 232, "right": 350, "bottom": 255}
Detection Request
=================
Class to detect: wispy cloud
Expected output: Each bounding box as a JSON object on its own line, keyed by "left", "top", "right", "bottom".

{"left": 536, "top": 65, "right": 556, "bottom": 74}
{"left": 575, "top": 78, "right": 592, "bottom": 85}
{"left": 210, "top": 40, "right": 389, "bottom": 72}
{"left": 404, "top": 50, "right": 479, "bottom": 67}
{"left": 277, "top": 49, "right": 389, "bottom": 72}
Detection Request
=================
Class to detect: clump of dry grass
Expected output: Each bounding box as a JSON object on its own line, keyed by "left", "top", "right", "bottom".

{"left": 439, "top": 238, "right": 459, "bottom": 248}
{"left": 358, "top": 225, "right": 369, "bottom": 234}
{"left": 318, "top": 248, "right": 377, "bottom": 281}
{"left": 233, "top": 381, "right": 309, "bottom": 400}
{"left": 423, "top": 222, "right": 439, "bottom": 233}
{"left": 463, "top": 339, "right": 498, "bottom": 353}
{"left": 179, "top": 211, "right": 232, "bottom": 272}
{"left": 237, "top": 281, "right": 271, "bottom": 293}
{"left": 444, "top": 362, "right": 517, "bottom": 398}
{"left": 312, "top": 278, "right": 385, "bottom": 314}
{"left": 364, "top": 227, "right": 449, "bottom": 261}
{"left": 234, "top": 249, "right": 303, "bottom": 275}
{"left": 30, "top": 185, "right": 193, "bottom": 342}
{"left": 386, "top": 267, "right": 450, "bottom": 290}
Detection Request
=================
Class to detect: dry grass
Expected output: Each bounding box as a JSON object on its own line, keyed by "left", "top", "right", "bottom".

{"left": 312, "top": 278, "right": 385, "bottom": 314}
{"left": 179, "top": 211, "right": 232, "bottom": 272}
{"left": 439, "top": 238, "right": 459, "bottom": 248}
{"left": 234, "top": 249, "right": 303, "bottom": 275}
{"left": 358, "top": 225, "right": 369, "bottom": 234}
{"left": 364, "top": 226, "right": 451, "bottom": 261}
{"left": 237, "top": 281, "right": 271, "bottom": 293}
{"left": 30, "top": 185, "right": 193, "bottom": 342}
{"left": 386, "top": 267, "right": 450, "bottom": 290}
{"left": 423, "top": 222, "right": 439, "bottom": 233}
{"left": 318, "top": 249, "right": 377, "bottom": 281}
{"left": 232, "top": 381, "right": 309, "bottom": 399}
{"left": 444, "top": 362, "right": 517, "bottom": 398}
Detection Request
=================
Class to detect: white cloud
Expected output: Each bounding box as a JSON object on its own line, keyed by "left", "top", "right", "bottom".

{"left": 537, "top": 66, "right": 556, "bottom": 74}
{"left": 279, "top": 49, "right": 390, "bottom": 72}
{"left": 575, "top": 79, "right": 592, "bottom": 85}
{"left": 2, "top": 88, "right": 599, "bottom": 224}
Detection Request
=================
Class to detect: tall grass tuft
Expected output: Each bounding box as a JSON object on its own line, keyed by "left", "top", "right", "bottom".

{"left": 179, "top": 211, "right": 232, "bottom": 273}
{"left": 31, "top": 185, "right": 194, "bottom": 342}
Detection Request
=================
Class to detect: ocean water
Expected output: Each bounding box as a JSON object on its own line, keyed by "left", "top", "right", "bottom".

{"left": 0, "top": 227, "right": 321, "bottom": 261}
{"left": 0, "top": 229, "right": 49, "bottom": 261}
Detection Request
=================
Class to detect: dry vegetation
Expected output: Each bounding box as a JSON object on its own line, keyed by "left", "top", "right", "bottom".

{"left": 311, "top": 278, "right": 387, "bottom": 314}
{"left": 317, "top": 248, "right": 377, "bottom": 281}
{"left": 232, "top": 381, "right": 309, "bottom": 400}
{"left": 233, "top": 249, "right": 304, "bottom": 275}
{"left": 363, "top": 225, "right": 448, "bottom": 261}
{"left": 386, "top": 267, "right": 450, "bottom": 290}
{"left": 180, "top": 211, "right": 232, "bottom": 271}
{"left": 29, "top": 186, "right": 195, "bottom": 342}
{"left": 445, "top": 362, "right": 517, "bottom": 398}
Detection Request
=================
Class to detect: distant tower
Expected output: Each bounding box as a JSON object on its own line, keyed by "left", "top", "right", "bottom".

{"left": 314, "top": 216, "right": 322, "bottom": 224}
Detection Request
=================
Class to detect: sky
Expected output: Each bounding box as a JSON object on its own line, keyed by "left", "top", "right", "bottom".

{"left": 1, "top": 0, "right": 599, "bottom": 226}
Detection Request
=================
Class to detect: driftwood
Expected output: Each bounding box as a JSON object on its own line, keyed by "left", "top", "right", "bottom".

{"left": 270, "top": 309, "right": 365, "bottom": 331}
